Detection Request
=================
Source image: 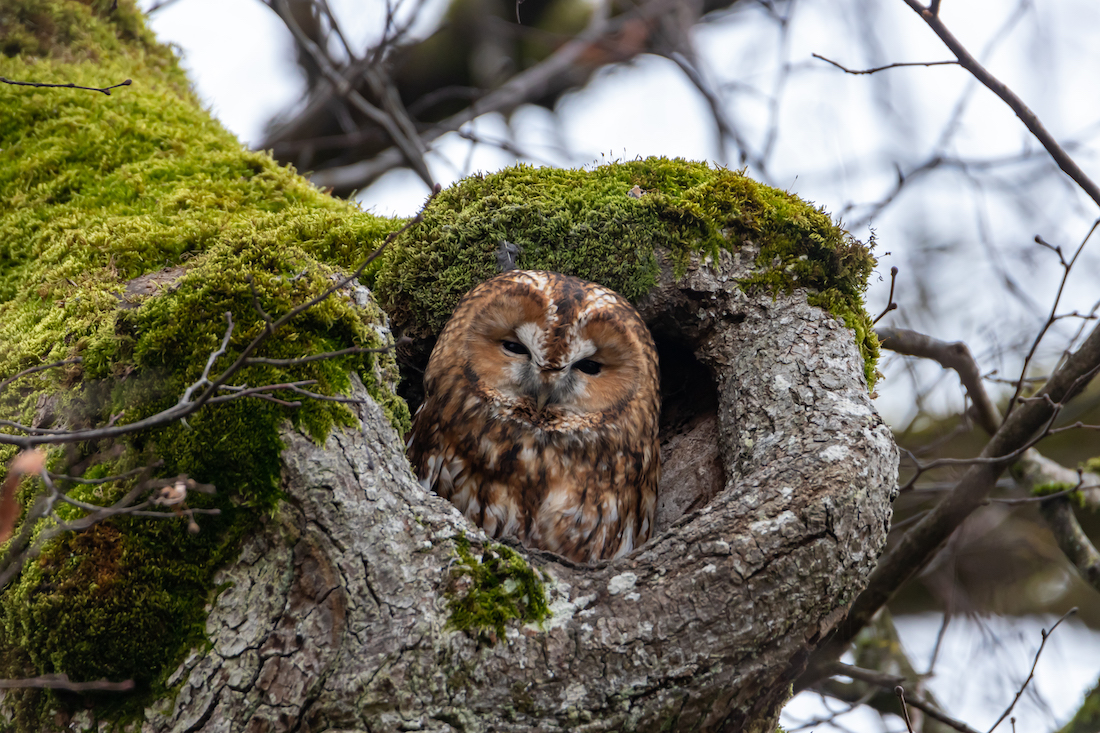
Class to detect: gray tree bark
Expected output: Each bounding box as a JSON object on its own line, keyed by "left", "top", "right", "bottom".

{"left": 144, "top": 248, "right": 897, "bottom": 733}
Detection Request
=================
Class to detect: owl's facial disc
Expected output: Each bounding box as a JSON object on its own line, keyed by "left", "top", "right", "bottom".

{"left": 496, "top": 325, "right": 603, "bottom": 413}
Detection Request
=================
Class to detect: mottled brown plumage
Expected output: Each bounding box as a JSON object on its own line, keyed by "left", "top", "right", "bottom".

{"left": 407, "top": 270, "right": 660, "bottom": 563}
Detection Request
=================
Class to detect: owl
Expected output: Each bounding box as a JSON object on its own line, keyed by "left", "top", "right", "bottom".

{"left": 407, "top": 270, "right": 661, "bottom": 563}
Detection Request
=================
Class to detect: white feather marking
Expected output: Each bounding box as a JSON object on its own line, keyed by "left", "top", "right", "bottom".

{"left": 424, "top": 455, "right": 439, "bottom": 489}
{"left": 502, "top": 508, "right": 521, "bottom": 537}
{"left": 515, "top": 321, "right": 547, "bottom": 366}
{"left": 602, "top": 498, "right": 619, "bottom": 524}
{"left": 479, "top": 500, "right": 498, "bottom": 536}
{"left": 451, "top": 485, "right": 472, "bottom": 509}
{"left": 612, "top": 525, "right": 635, "bottom": 559}
{"left": 561, "top": 336, "right": 596, "bottom": 369}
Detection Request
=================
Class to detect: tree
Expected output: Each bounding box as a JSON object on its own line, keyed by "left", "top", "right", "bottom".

{"left": 2, "top": 0, "right": 1099, "bottom": 732}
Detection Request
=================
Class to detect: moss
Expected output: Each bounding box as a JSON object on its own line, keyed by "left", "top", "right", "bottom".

{"left": 373, "top": 157, "right": 880, "bottom": 388}
{"left": 1032, "top": 481, "right": 1086, "bottom": 509}
{"left": 445, "top": 535, "right": 550, "bottom": 642}
{"left": 0, "top": 0, "right": 408, "bottom": 725}
{"left": 1082, "top": 456, "right": 1100, "bottom": 476}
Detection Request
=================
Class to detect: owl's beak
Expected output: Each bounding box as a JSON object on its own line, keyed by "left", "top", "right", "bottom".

{"left": 535, "top": 367, "right": 564, "bottom": 411}
{"left": 536, "top": 387, "right": 551, "bottom": 412}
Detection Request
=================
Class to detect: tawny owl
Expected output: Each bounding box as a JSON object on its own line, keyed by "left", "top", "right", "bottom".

{"left": 407, "top": 270, "right": 661, "bottom": 563}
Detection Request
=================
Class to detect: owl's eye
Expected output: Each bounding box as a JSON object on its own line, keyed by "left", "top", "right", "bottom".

{"left": 575, "top": 359, "right": 602, "bottom": 375}
{"left": 502, "top": 340, "right": 530, "bottom": 356}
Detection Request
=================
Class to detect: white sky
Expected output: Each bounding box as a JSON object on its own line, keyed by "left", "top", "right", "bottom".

{"left": 136, "top": 3, "right": 1100, "bottom": 729}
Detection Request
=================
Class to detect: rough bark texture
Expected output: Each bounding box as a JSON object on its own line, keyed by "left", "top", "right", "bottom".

{"left": 144, "top": 248, "right": 897, "bottom": 732}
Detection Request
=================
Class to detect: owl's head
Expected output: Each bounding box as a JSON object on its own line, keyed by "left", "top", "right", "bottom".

{"left": 426, "top": 270, "right": 659, "bottom": 424}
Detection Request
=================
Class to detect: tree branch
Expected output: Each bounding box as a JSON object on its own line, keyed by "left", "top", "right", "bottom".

{"left": 877, "top": 327, "right": 1001, "bottom": 434}
{"left": 900, "top": 0, "right": 1100, "bottom": 209}
{"left": 812, "top": 53, "right": 958, "bottom": 75}
{"left": 802, "top": 318, "right": 1100, "bottom": 685}
{"left": 0, "top": 77, "right": 131, "bottom": 95}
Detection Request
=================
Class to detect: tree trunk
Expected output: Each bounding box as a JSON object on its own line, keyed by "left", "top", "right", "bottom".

{"left": 0, "top": 3, "right": 897, "bottom": 731}
{"left": 146, "top": 250, "right": 897, "bottom": 732}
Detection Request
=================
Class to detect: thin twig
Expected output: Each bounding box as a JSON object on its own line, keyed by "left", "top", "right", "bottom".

{"left": 1006, "top": 220, "right": 1100, "bottom": 418}
{"left": 145, "top": 0, "right": 184, "bottom": 12}
{"left": 0, "top": 357, "right": 82, "bottom": 394}
{"left": 312, "top": 0, "right": 721, "bottom": 192}
{"left": 0, "top": 77, "right": 131, "bottom": 95}
{"left": 812, "top": 53, "right": 958, "bottom": 75}
{"left": 985, "top": 608, "right": 1077, "bottom": 733}
{"left": 273, "top": 0, "right": 435, "bottom": 188}
{"left": 900, "top": 0, "right": 1100, "bottom": 208}
{"left": 47, "top": 461, "right": 164, "bottom": 485}
{"left": 872, "top": 266, "right": 899, "bottom": 325}
{"left": 987, "top": 483, "right": 1096, "bottom": 506}
{"left": 667, "top": 51, "right": 760, "bottom": 172}
{"left": 244, "top": 344, "right": 393, "bottom": 367}
{"left": 894, "top": 687, "right": 916, "bottom": 733}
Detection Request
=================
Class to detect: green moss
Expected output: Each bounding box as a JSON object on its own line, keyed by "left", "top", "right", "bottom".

{"left": 1032, "top": 481, "right": 1086, "bottom": 509}
{"left": 1082, "top": 456, "right": 1100, "bottom": 476}
{"left": 445, "top": 535, "right": 550, "bottom": 642}
{"left": 0, "top": 0, "right": 408, "bottom": 725}
{"left": 374, "top": 157, "right": 880, "bottom": 388}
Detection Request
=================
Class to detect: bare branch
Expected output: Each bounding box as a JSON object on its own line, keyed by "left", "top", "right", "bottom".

{"left": 145, "top": 0, "right": 184, "bottom": 13}
{"left": 48, "top": 461, "right": 164, "bottom": 485}
{"left": 803, "top": 317, "right": 1100, "bottom": 685}
{"left": 1011, "top": 449, "right": 1100, "bottom": 590}
{"left": 0, "top": 357, "right": 82, "bottom": 394}
{"left": 872, "top": 266, "right": 899, "bottom": 325}
{"left": 900, "top": 0, "right": 1100, "bottom": 209}
{"left": 1006, "top": 220, "right": 1100, "bottom": 418}
{"left": 894, "top": 686, "right": 917, "bottom": 733}
{"left": 1039, "top": 498, "right": 1100, "bottom": 591}
{"left": 986, "top": 484, "right": 1097, "bottom": 506}
{"left": 272, "top": 0, "right": 435, "bottom": 189}
{"left": 877, "top": 327, "right": 1001, "bottom": 434}
{"left": 312, "top": 0, "right": 719, "bottom": 192}
{"left": 666, "top": 51, "right": 757, "bottom": 171}
{"left": 812, "top": 53, "right": 958, "bottom": 75}
{"left": 0, "top": 77, "right": 132, "bottom": 95}
{"left": 827, "top": 661, "right": 902, "bottom": 688}
{"left": 825, "top": 662, "right": 983, "bottom": 733}
{"left": 985, "top": 608, "right": 1076, "bottom": 733}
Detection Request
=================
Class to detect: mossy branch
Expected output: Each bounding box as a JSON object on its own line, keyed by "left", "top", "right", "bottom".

{"left": 0, "top": 186, "right": 437, "bottom": 451}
